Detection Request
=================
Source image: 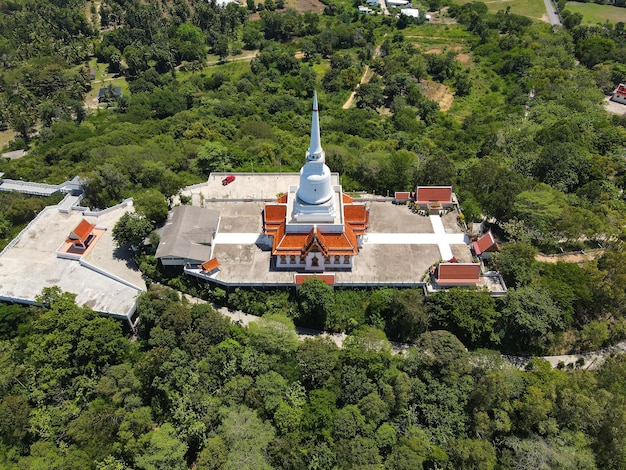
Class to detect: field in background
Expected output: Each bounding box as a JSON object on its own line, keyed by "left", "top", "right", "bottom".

{"left": 564, "top": 1, "right": 626, "bottom": 23}
{"left": 455, "top": 0, "right": 548, "bottom": 20}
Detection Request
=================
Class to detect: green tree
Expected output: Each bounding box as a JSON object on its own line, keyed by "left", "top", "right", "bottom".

{"left": 356, "top": 82, "right": 385, "bottom": 110}
{"left": 500, "top": 286, "right": 565, "bottom": 353}
{"left": 176, "top": 23, "right": 204, "bottom": 45}
{"left": 296, "top": 337, "right": 340, "bottom": 388}
{"left": 112, "top": 212, "right": 154, "bottom": 249}
{"left": 134, "top": 423, "right": 187, "bottom": 470}
{"left": 218, "top": 405, "right": 275, "bottom": 470}
{"left": 248, "top": 314, "right": 299, "bottom": 359}
{"left": 26, "top": 288, "right": 129, "bottom": 397}
{"left": 427, "top": 289, "right": 500, "bottom": 347}
{"left": 492, "top": 243, "right": 538, "bottom": 288}
{"left": 448, "top": 438, "right": 497, "bottom": 470}
{"left": 194, "top": 141, "right": 231, "bottom": 176}
{"left": 134, "top": 189, "right": 169, "bottom": 224}
{"left": 298, "top": 277, "right": 335, "bottom": 328}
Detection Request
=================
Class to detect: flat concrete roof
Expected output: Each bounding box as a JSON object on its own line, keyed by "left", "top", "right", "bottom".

{"left": 0, "top": 203, "right": 146, "bottom": 319}
{"left": 180, "top": 172, "right": 340, "bottom": 201}
{"left": 183, "top": 174, "right": 473, "bottom": 287}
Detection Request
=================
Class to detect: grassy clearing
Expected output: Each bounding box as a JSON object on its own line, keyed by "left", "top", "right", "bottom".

{"left": 454, "top": 0, "right": 547, "bottom": 20}
{"left": 85, "top": 73, "right": 129, "bottom": 108}
{"left": 0, "top": 130, "right": 17, "bottom": 152}
{"left": 400, "top": 23, "right": 472, "bottom": 38}
{"left": 564, "top": 1, "right": 626, "bottom": 24}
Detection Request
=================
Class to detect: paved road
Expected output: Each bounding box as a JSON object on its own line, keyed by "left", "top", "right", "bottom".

{"left": 543, "top": 0, "right": 561, "bottom": 25}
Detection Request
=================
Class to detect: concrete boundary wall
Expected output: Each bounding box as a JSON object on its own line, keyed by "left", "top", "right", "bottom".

{"left": 82, "top": 199, "right": 132, "bottom": 217}
{"left": 78, "top": 259, "right": 145, "bottom": 292}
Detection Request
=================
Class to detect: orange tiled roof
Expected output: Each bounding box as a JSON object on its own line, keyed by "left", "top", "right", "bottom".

{"left": 200, "top": 258, "right": 220, "bottom": 273}
{"left": 344, "top": 204, "right": 369, "bottom": 235}
{"left": 303, "top": 227, "right": 329, "bottom": 257}
{"left": 415, "top": 186, "right": 452, "bottom": 204}
{"left": 277, "top": 194, "right": 288, "bottom": 204}
{"left": 264, "top": 205, "right": 286, "bottom": 223}
{"left": 295, "top": 274, "right": 336, "bottom": 285}
{"left": 273, "top": 225, "right": 358, "bottom": 257}
{"left": 395, "top": 192, "right": 411, "bottom": 200}
{"left": 344, "top": 204, "right": 367, "bottom": 224}
{"left": 436, "top": 263, "right": 480, "bottom": 285}
{"left": 472, "top": 230, "right": 498, "bottom": 256}
{"left": 342, "top": 193, "right": 354, "bottom": 203}
{"left": 263, "top": 205, "right": 287, "bottom": 235}
{"left": 66, "top": 219, "right": 96, "bottom": 244}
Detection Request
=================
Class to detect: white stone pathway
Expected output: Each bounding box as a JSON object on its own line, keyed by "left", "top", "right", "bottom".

{"left": 213, "top": 216, "right": 469, "bottom": 261}
{"left": 213, "top": 233, "right": 262, "bottom": 244}
{"left": 364, "top": 216, "right": 468, "bottom": 260}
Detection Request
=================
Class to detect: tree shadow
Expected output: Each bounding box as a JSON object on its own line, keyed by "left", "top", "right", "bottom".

{"left": 113, "top": 245, "right": 141, "bottom": 271}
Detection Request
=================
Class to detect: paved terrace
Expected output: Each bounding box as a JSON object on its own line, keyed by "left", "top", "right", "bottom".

{"left": 179, "top": 172, "right": 340, "bottom": 203}
{"left": 0, "top": 202, "right": 146, "bottom": 326}
{"left": 183, "top": 174, "right": 473, "bottom": 287}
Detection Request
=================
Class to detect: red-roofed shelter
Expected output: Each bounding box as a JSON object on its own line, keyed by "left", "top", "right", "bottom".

{"left": 294, "top": 273, "right": 335, "bottom": 286}
{"left": 66, "top": 219, "right": 96, "bottom": 249}
{"left": 200, "top": 258, "right": 220, "bottom": 274}
{"left": 612, "top": 83, "right": 626, "bottom": 105}
{"left": 435, "top": 262, "right": 481, "bottom": 286}
{"left": 415, "top": 186, "right": 453, "bottom": 208}
{"left": 472, "top": 229, "right": 499, "bottom": 257}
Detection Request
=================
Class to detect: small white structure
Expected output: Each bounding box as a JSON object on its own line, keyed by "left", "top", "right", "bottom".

{"left": 359, "top": 5, "right": 374, "bottom": 13}
{"left": 400, "top": 7, "right": 419, "bottom": 17}
{"left": 611, "top": 84, "right": 626, "bottom": 105}
{"left": 386, "top": 0, "right": 410, "bottom": 7}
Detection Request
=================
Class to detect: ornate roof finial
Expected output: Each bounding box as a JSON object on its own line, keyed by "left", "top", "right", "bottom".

{"left": 307, "top": 91, "right": 324, "bottom": 161}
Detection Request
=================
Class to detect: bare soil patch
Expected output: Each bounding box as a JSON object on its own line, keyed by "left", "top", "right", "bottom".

{"left": 535, "top": 249, "right": 605, "bottom": 264}
{"left": 0, "top": 129, "right": 17, "bottom": 150}
{"left": 284, "top": 0, "right": 324, "bottom": 12}
{"left": 421, "top": 80, "right": 454, "bottom": 112}
{"left": 456, "top": 53, "right": 471, "bottom": 64}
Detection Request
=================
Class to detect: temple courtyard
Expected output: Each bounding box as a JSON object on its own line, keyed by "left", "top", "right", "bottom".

{"left": 180, "top": 173, "right": 473, "bottom": 287}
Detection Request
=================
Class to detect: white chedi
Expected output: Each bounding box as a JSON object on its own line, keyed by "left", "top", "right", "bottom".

{"left": 296, "top": 92, "right": 334, "bottom": 206}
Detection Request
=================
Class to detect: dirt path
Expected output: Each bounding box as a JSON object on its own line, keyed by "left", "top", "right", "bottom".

{"left": 205, "top": 51, "right": 259, "bottom": 67}
{"left": 342, "top": 43, "right": 383, "bottom": 110}
{"left": 535, "top": 249, "right": 604, "bottom": 264}
{"left": 179, "top": 290, "right": 623, "bottom": 368}
{"left": 181, "top": 292, "right": 408, "bottom": 352}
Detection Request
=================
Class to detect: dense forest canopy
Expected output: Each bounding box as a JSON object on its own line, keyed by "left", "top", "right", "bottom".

{"left": 1, "top": 0, "right": 626, "bottom": 467}
{"left": 2, "top": 286, "right": 626, "bottom": 468}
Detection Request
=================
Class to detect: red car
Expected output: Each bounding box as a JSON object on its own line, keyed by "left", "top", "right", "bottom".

{"left": 222, "top": 175, "right": 236, "bottom": 185}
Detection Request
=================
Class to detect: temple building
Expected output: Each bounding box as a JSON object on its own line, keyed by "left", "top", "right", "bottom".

{"left": 262, "top": 93, "right": 369, "bottom": 272}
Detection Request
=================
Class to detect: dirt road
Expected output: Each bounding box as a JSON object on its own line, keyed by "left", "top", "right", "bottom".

{"left": 342, "top": 43, "right": 383, "bottom": 109}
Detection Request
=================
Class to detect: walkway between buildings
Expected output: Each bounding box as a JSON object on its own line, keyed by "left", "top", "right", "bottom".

{"left": 0, "top": 175, "right": 82, "bottom": 197}
{"left": 212, "top": 215, "right": 466, "bottom": 262}
{"left": 0, "top": 179, "right": 62, "bottom": 196}
{"left": 365, "top": 215, "right": 468, "bottom": 261}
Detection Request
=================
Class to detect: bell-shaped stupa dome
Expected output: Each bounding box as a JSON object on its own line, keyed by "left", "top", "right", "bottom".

{"left": 296, "top": 92, "right": 334, "bottom": 205}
